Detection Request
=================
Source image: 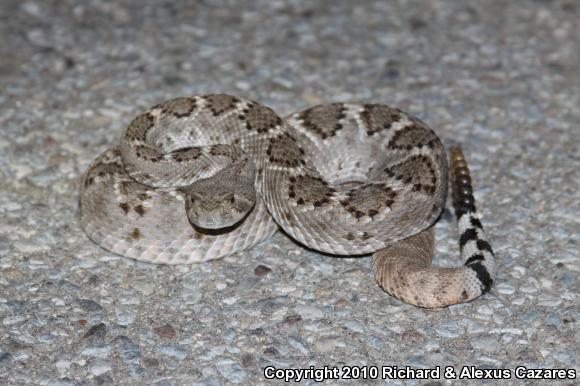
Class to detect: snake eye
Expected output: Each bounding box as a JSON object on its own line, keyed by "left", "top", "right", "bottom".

{"left": 190, "top": 192, "right": 203, "bottom": 203}
{"left": 222, "top": 192, "right": 235, "bottom": 204}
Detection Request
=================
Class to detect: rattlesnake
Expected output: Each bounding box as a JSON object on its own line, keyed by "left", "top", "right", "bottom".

{"left": 79, "top": 94, "right": 495, "bottom": 308}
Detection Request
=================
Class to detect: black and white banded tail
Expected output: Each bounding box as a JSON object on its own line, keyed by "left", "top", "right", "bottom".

{"left": 373, "top": 147, "right": 495, "bottom": 308}
{"left": 450, "top": 147, "right": 495, "bottom": 298}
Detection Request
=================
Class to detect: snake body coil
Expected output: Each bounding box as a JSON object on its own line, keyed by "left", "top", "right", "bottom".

{"left": 79, "top": 95, "right": 495, "bottom": 308}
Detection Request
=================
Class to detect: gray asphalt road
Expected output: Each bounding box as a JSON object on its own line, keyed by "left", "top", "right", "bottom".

{"left": 1, "top": 0, "right": 578, "bottom": 384}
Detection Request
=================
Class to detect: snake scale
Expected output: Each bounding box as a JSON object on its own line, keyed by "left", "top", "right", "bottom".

{"left": 79, "top": 94, "right": 495, "bottom": 308}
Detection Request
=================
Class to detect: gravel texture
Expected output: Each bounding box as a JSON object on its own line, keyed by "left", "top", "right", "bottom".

{"left": 1, "top": 0, "right": 578, "bottom": 385}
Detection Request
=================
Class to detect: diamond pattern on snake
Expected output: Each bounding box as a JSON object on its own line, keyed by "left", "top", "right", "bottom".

{"left": 79, "top": 94, "right": 495, "bottom": 308}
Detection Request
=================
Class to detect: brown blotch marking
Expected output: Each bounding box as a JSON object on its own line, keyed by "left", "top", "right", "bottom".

{"left": 203, "top": 94, "right": 239, "bottom": 116}
{"left": 125, "top": 112, "right": 154, "bottom": 141}
{"left": 134, "top": 204, "right": 146, "bottom": 216}
{"left": 360, "top": 104, "right": 403, "bottom": 135}
{"left": 170, "top": 146, "right": 201, "bottom": 162}
{"left": 209, "top": 144, "right": 234, "bottom": 157}
{"left": 130, "top": 228, "right": 142, "bottom": 240}
{"left": 340, "top": 183, "right": 396, "bottom": 220}
{"left": 289, "top": 174, "right": 335, "bottom": 207}
{"left": 313, "top": 198, "right": 330, "bottom": 207}
{"left": 192, "top": 232, "right": 204, "bottom": 240}
{"left": 386, "top": 155, "right": 438, "bottom": 196}
{"left": 118, "top": 202, "right": 130, "bottom": 215}
{"left": 135, "top": 145, "right": 163, "bottom": 162}
{"left": 299, "top": 103, "right": 346, "bottom": 139}
{"left": 344, "top": 233, "right": 356, "bottom": 241}
{"left": 84, "top": 159, "right": 124, "bottom": 187}
{"left": 461, "top": 290, "right": 469, "bottom": 301}
{"left": 267, "top": 133, "right": 306, "bottom": 168}
{"left": 388, "top": 120, "right": 440, "bottom": 151}
{"left": 244, "top": 103, "right": 282, "bottom": 134}
{"left": 383, "top": 167, "right": 395, "bottom": 178}
{"left": 154, "top": 97, "right": 197, "bottom": 118}
{"left": 362, "top": 232, "right": 372, "bottom": 241}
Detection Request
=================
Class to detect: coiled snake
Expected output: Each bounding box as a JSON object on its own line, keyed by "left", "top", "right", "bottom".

{"left": 79, "top": 94, "right": 495, "bottom": 308}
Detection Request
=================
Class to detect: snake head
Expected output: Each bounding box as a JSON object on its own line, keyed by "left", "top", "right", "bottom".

{"left": 185, "top": 189, "right": 254, "bottom": 230}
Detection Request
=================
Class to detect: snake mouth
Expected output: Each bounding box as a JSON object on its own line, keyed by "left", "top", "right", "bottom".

{"left": 192, "top": 218, "right": 240, "bottom": 230}
{"left": 190, "top": 221, "right": 243, "bottom": 235}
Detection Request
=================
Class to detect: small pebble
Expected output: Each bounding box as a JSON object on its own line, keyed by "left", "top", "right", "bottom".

{"left": 158, "top": 345, "right": 187, "bottom": 360}
{"left": 287, "top": 336, "right": 309, "bottom": 354}
{"left": 254, "top": 264, "right": 272, "bottom": 276}
{"left": 215, "top": 359, "right": 248, "bottom": 383}
{"left": 115, "top": 307, "right": 136, "bottom": 326}
{"left": 294, "top": 304, "right": 324, "bottom": 319}
{"left": 154, "top": 324, "right": 177, "bottom": 340}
